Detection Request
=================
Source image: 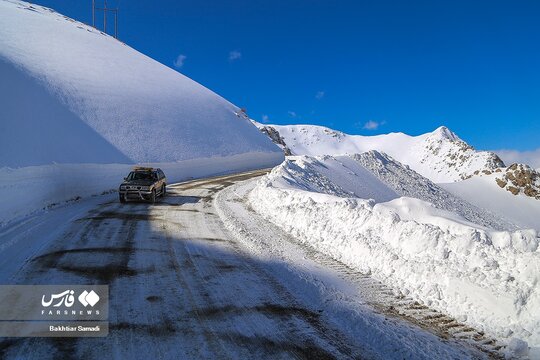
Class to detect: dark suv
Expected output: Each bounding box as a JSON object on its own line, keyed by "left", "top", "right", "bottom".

{"left": 119, "top": 167, "right": 167, "bottom": 203}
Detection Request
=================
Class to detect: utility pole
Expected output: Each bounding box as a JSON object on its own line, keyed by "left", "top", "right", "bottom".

{"left": 92, "top": 0, "right": 119, "bottom": 39}
{"left": 103, "top": 0, "right": 107, "bottom": 33}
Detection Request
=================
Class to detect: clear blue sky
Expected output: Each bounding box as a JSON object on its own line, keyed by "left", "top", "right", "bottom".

{"left": 31, "top": 0, "right": 539, "bottom": 151}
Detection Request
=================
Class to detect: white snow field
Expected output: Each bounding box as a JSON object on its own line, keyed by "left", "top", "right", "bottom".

{"left": 248, "top": 155, "right": 540, "bottom": 355}
{"left": 0, "top": 0, "right": 283, "bottom": 225}
{"left": 253, "top": 121, "right": 504, "bottom": 183}
{"left": 442, "top": 174, "right": 540, "bottom": 232}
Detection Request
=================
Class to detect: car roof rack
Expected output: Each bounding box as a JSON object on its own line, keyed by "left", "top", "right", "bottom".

{"left": 132, "top": 166, "right": 155, "bottom": 172}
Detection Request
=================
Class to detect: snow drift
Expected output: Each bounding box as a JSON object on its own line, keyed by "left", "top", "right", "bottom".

{"left": 0, "top": 0, "right": 283, "bottom": 224}
{"left": 248, "top": 155, "right": 540, "bottom": 350}
{"left": 353, "top": 151, "right": 517, "bottom": 231}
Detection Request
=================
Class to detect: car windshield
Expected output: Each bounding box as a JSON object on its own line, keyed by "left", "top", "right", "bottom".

{"left": 127, "top": 172, "right": 156, "bottom": 181}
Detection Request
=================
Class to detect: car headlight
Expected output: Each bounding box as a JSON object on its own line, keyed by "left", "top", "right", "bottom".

{"left": 141, "top": 186, "right": 150, "bottom": 191}
{"left": 120, "top": 185, "right": 126, "bottom": 190}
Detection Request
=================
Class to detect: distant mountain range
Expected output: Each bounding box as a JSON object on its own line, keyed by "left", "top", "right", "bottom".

{"left": 253, "top": 121, "right": 505, "bottom": 183}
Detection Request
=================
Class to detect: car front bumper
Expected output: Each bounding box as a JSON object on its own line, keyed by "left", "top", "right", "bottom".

{"left": 119, "top": 190, "right": 152, "bottom": 201}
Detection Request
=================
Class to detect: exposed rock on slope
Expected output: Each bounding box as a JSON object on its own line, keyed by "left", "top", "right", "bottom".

{"left": 423, "top": 127, "right": 505, "bottom": 181}
{"left": 442, "top": 169, "right": 540, "bottom": 231}
{"left": 493, "top": 164, "right": 540, "bottom": 200}
{"left": 255, "top": 123, "right": 292, "bottom": 156}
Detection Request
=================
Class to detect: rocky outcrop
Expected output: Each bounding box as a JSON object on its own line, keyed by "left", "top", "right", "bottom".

{"left": 257, "top": 125, "right": 292, "bottom": 156}
{"left": 495, "top": 164, "right": 540, "bottom": 200}
{"left": 423, "top": 127, "right": 506, "bottom": 181}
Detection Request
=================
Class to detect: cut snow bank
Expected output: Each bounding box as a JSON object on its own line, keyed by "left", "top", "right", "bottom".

{"left": 0, "top": 152, "right": 279, "bottom": 226}
{"left": 248, "top": 156, "right": 540, "bottom": 351}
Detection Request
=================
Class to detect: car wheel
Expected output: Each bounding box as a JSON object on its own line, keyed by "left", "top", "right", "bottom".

{"left": 119, "top": 193, "right": 126, "bottom": 203}
{"left": 150, "top": 189, "right": 156, "bottom": 204}
{"left": 161, "top": 185, "right": 166, "bottom": 197}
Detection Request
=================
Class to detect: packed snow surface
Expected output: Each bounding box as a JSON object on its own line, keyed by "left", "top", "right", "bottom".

{"left": 253, "top": 121, "right": 504, "bottom": 183}
{"left": 0, "top": 171, "right": 492, "bottom": 359}
{"left": 249, "top": 155, "right": 540, "bottom": 352}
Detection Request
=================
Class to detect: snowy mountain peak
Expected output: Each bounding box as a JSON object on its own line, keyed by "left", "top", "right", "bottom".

{"left": 429, "top": 126, "right": 460, "bottom": 142}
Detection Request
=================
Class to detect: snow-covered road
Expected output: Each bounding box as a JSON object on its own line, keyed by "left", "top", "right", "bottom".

{"left": 0, "top": 170, "right": 495, "bottom": 359}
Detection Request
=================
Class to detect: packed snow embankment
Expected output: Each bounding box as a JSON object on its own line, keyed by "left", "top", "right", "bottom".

{"left": 0, "top": 152, "right": 279, "bottom": 227}
{"left": 248, "top": 157, "right": 540, "bottom": 353}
